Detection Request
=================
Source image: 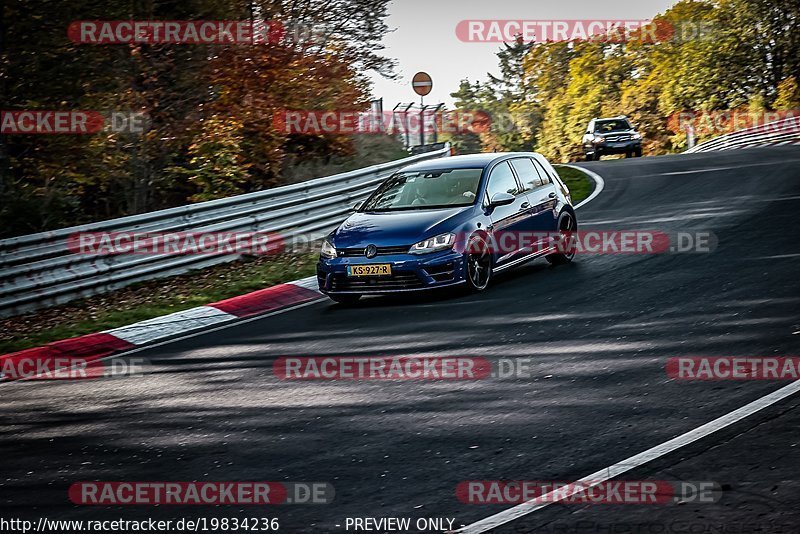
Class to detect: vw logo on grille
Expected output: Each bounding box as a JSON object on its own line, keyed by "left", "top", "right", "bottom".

{"left": 364, "top": 244, "right": 378, "bottom": 258}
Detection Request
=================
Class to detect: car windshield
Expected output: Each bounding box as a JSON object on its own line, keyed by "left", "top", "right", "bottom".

{"left": 595, "top": 119, "right": 632, "bottom": 133}
{"left": 360, "top": 168, "right": 483, "bottom": 211}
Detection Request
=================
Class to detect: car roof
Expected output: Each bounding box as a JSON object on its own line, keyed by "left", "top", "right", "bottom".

{"left": 399, "top": 152, "right": 544, "bottom": 172}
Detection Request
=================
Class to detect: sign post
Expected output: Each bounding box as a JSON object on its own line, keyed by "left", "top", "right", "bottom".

{"left": 412, "top": 72, "right": 433, "bottom": 146}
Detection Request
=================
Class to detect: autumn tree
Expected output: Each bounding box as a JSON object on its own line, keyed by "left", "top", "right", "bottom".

{"left": 0, "top": 0, "right": 395, "bottom": 236}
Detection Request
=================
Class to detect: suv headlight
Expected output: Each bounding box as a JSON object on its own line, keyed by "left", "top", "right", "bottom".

{"left": 320, "top": 239, "right": 337, "bottom": 259}
{"left": 632, "top": 133, "right": 642, "bottom": 140}
{"left": 410, "top": 233, "right": 455, "bottom": 254}
{"left": 592, "top": 134, "right": 605, "bottom": 143}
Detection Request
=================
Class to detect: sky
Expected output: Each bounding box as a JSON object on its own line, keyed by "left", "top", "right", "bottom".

{"left": 368, "top": 0, "right": 676, "bottom": 109}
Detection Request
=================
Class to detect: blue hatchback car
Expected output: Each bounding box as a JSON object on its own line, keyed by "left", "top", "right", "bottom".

{"left": 317, "top": 152, "right": 577, "bottom": 304}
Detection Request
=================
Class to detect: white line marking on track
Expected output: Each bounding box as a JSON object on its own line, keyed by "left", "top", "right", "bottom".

{"left": 646, "top": 159, "right": 800, "bottom": 177}
{"left": 747, "top": 253, "right": 800, "bottom": 260}
{"left": 558, "top": 165, "right": 604, "bottom": 210}
{"left": 456, "top": 379, "right": 800, "bottom": 533}
{"left": 661, "top": 166, "right": 736, "bottom": 175}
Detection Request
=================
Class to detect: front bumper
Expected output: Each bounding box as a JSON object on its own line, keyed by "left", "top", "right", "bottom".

{"left": 594, "top": 140, "right": 641, "bottom": 155}
{"left": 317, "top": 249, "right": 466, "bottom": 294}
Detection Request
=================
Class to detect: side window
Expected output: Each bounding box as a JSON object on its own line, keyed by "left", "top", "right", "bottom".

{"left": 530, "top": 158, "right": 553, "bottom": 184}
{"left": 486, "top": 161, "right": 520, "bottom": 198}
{"left": 510, "top": 158, "right": 544, "bottom": 190}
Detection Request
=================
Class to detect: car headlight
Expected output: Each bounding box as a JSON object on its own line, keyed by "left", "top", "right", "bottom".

{"left": 632, "top": 133, "right": 642, "bottom": 140}
{"left": 320, "top": 239, "right": 337, "bottom": 259}
{"left": 410, "top": 233, "right": 455, "bottom": 254}
{"left": 592, "top": 135, "right": 605, "bottom": 143}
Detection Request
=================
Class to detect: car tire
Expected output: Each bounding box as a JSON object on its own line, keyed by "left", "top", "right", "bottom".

{"left": 546, "top": 211, "right": 578, "bottom": 265}
{"left": 625, "top": 150, "right": 632, "bottom": 158}
{"left": 635, "top": 147, "right": 642, "bottom": 157}
{"left": 593, "top": 151, "right": 601, "bottom": 161}
{"left": 585, "top": 153, "right": 593, "bottom": 162}
{"left": 465, "top": 235, "right": 492, "bottom": 292}
{"left": 329, "top": 294, "right": 361, "bottom": 305}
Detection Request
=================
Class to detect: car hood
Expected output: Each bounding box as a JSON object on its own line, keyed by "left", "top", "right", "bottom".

{"left": 330, "top": 207, "right": 472, "bottom": 248}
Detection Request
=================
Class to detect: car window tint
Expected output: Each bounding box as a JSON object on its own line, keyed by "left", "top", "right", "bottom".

{"left": 510, "top": 158, "right": 544, "bottom": 190}
{"left": 594, "top": 119, "right": 631, "bottom": 132}
{"left": 530, "top": 158, "right": 553, "bottom": 184}
{"left": 360, "top": 168, "right": 483, "bottom": 211}
{"left": 486, "top": 162, "right": 519, "bottom": 198}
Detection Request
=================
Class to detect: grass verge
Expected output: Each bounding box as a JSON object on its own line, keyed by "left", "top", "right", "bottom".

{"left": 554, "top": 164, "right": 594, "bottom": 204}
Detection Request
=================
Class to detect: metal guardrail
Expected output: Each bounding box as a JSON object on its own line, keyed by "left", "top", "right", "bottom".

{"left": 685, "top": 115, "right": 800, "bottom": 153}
{"left": 0, "top": 144, "right": 451, "bottom": 318}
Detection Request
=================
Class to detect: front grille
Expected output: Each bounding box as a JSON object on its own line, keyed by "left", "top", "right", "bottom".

{"left": 605, "top": 134, "right": 632, "bottom": 142}
{"left": 329, "top": 271, "right": 424, "bottom": 291}
{"left": 424, "top": 262, "right": 456, "bottom": 282}
{"left": 338, "top": 245, "right": 410, "bottom": 257}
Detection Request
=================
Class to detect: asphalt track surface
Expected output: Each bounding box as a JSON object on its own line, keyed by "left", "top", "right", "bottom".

{"left": 2, "top": 147, "right": 800, "bottom": 533}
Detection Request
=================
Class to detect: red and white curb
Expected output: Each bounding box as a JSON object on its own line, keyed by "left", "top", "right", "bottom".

{"left": 0, "top": 276, "right": 323, "bottom": 381}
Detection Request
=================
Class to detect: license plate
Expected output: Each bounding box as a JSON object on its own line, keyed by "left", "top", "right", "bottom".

{"left": 347, "top": 264, "right": 392, "bottom": 277}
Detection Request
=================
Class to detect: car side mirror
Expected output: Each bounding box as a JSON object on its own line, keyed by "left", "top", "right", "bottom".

{"left": 488, "top": 192, "right": 515, "bottom": 208}
{"left": 353, "top": 201, "right": 362, "bottom": 211}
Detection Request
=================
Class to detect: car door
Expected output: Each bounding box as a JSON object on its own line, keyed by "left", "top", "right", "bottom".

{"left": 528, "top": 158, "right": 559, "bottom": 230}
{"left": 509, "top": 157, "right": 558, "bottom": 253}
{"left": 484, "top": 160, "right": 534, "bottom": 264}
